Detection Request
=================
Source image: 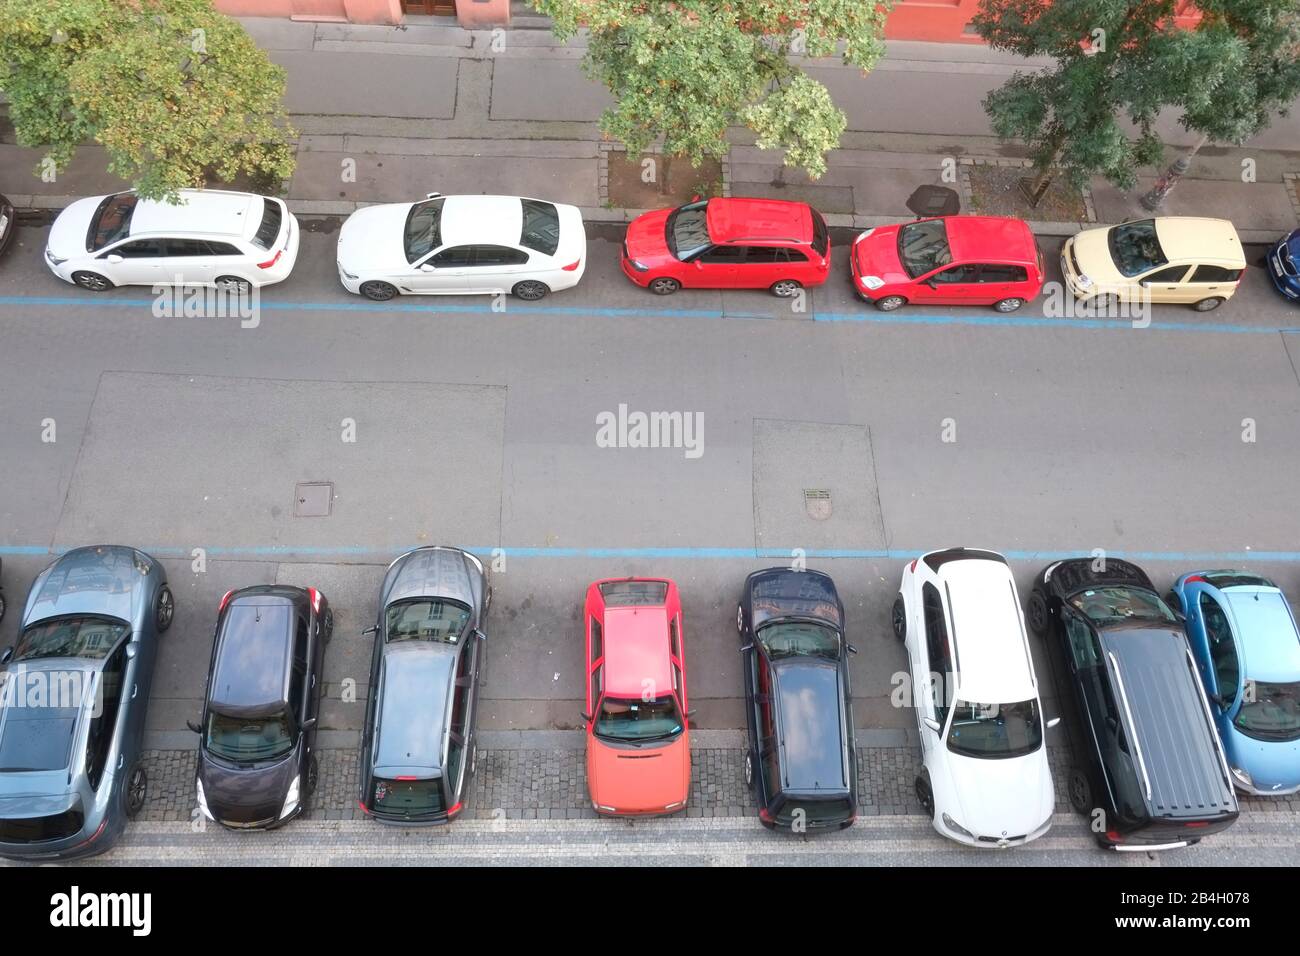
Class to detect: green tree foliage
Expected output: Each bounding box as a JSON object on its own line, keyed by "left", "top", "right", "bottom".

{"left": 972, "top": 0, "right": 1300, "bottom": 195}
{"left": 534, "top": 0, "right": 891, "bottom": 180}
{"left": 0, "top": 0, "right": 296, "bottom": 201}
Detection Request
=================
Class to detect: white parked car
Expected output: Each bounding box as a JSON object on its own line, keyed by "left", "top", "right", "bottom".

{"left": 44, "top": 189, "right": 299, "bottom": 293}
{"left": 892, "top": 548, "right": 1058, "bottom": 848}
{"left": 336, "top": 193, "right": 587, "bottom": 301}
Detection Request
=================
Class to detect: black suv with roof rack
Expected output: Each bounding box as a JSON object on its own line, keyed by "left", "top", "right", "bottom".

{"left": 1027, "top": 558, "right": 1239, "bottom": 850}
{"left": 736, "top": 568, "right": 857, "bottom": 831}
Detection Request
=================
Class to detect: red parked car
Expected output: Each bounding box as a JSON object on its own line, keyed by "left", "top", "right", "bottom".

{"left": 582, "top": 578, "right": 691, "bottom": 816}
{"left": 621, "top": 197, "right": 830, "bottom": 296}
{"left": 850, "top": 215, "right": 1044, "bottom": 312}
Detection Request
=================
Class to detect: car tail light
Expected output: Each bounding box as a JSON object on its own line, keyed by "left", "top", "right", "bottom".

{"left": 758, "top": 807, "right": 774, "bottom": 824}
{"left": 257, "top": 249, "right": 283, "bottom": 269}
{"left": 357, "top": 800, "right": 369, "bottom": 815}
{"left": 308, "top": 587, "right": 322, "bottom": 613}
{"left": 1184, "top": 575, "right": 1207, "bottom": 585}
{"left": 1184, "top": 821, "right": 1209, "bottom": 828}
{"left": 218, "top": 589, "right": 234, "bottom": 612}
{"left": 1106, "top": 829, "right": 1123, "bottom": 843}
{"left": 395, "top": 775, "right": 418, "bottom": 781}
{"left": 447, "top": 802, "right": 463, "bottom": 819}
{"left": 561, "top": 259, "right": 581, "bottom": 272}
{"left": 72, "top": 819, "right": 109, "bottom": 850}
{"left": 910, "top": 559, "right": 918, "bottom": 573}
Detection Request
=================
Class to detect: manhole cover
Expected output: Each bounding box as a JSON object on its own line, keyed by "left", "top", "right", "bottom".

{"left": 294, "top": 481, "right": 334, "bottom": 517}
{"left": 803, "top": 488, "right": 832, "bottom": 521}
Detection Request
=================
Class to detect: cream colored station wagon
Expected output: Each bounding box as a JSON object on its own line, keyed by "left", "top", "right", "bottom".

{"left": 1061, "top": 217, "right": 1245, "bottom": 312}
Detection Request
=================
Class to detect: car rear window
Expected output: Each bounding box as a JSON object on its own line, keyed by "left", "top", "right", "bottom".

{"left": 250, "top": 199, "right": 284, "bottom": 251}
{"left": 404, "top": 199, "right": 444, "bottom": 263}
{"left": 520, "top": 199, "right": 561, "bottom": 256}
{"left": 0, "top": 806, "right": 84, "bottom": 843}
{"left": 87, "top": 194, "right": 138, "bottom": 252}
{"left": 776, "top": 797, "right": 851, "bottom": 826}
{"left": 598, "top": 581, "right": 667, "bottom": 606}
{"left": 0, "top": 708, "right": 80, "bottom": 772}
{"left": 372, "top": 776, "right": 445, "bottom": 815}
{"left": 810, "top": 208, "right": 828, "bottom": 257}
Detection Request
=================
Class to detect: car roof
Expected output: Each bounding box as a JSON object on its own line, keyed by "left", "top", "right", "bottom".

{"left": 706, "top": 198, "right": 813, "bottom": 245}
{"left": 600, "top": 606, "right": 673, "bottom": 698}
{"left": 933, "top": 557, "right": 1035, "bottom": 702}
{"left": 128, "top": 189, "right": 263, "bottom": 240}
{"left": 772, "top": 661, "right": 848, "bottom": 794}
{"left": 1221, "top": 589, "right": 1300, "bottom": 680}
{"left": 944, "top": 216, "right": 1037, "bottom": 264}
{"left": 1100, "top": 626, "right": 1235, "bottom": 817}
{"left": 375, "top": 644, "right": 456, "bottom": 771}
{"left": 1151, "top": 217, "right": 1245, "bottom": 267}
{"left": 210, "top": 600, "right": 294, "bottom": 714}
{"left": 439, "top": 195, "right": 525, "bottom": 248}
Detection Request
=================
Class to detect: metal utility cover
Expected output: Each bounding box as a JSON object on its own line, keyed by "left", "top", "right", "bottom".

{"left": 804, "top": 489, "right": 832, "bottom": 521}
{"left": 295, "top": 482, "right": 334, "bottom": 518}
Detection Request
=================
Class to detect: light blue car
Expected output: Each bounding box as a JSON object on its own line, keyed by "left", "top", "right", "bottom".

{"left": 1169, "top": 571, "right": 1300, "bottom": 795}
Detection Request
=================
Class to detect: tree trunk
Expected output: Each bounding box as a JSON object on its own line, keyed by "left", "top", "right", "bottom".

{"left": 1020, "top": 133, "right": 1066, "bottom": 208}
{"left": 658, "top": 153, "right": 673, "bottom": 197}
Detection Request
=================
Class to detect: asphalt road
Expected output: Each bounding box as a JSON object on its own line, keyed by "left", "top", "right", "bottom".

{"left": 2, "top": 219, "right": 1299, "bottom": 750}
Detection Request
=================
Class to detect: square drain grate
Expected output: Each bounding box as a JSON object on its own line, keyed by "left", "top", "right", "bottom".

{"left": 294, "top": 481, "right": 334, "bottom": 518}
{"left": 803, "top": 488, "right": 832, "bottom": 521}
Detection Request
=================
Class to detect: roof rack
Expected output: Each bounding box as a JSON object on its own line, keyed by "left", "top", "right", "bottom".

{"left": 1108, "top": 651, "right": 1152, "bottom": 802}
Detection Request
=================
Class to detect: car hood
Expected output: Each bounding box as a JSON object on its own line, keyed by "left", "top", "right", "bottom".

{"left": 337, "top": 202, "right": 416, "bottom": 272}
{"left": 1070, "top": 227, "right": 1125, "bottom": 284}
{"left": 1223, "top": 725, "right": 1300, "bottom": 792}
{"left": 852, "top": 225, "right": 910, "bottom": 284}
{"left": 940, "top": 747, "right": 1054, "bottom": 839}
{"left": 198, "top": 747, "right": 298, "bottom": 821}
{"left": 624, "top": 208, "right": 674, "bottom": 262}
{"left": 23, "top": 546, "right": 151, "bottom": 628}
{"left": 587, "top": 733, "right": 690, "bottom": 812}
{"left": 47, "top": 196, "right": 102, "bottom": 259}
{"left": 382, "top": 547, "right": 477, "bottom": 610}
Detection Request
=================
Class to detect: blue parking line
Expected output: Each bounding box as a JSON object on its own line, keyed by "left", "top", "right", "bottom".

{"left": 0, "top": 294, "right": 1295, "bottom": 335}
{"left": 2, "top": 544, "right": 1299, "bottom": 564}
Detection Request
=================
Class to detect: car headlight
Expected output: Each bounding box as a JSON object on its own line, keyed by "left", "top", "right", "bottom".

{"left": 942, "top": 812, "right": 975, "bottom": 839}
{"left": 627, "top": 259, "right": 650, "bottom": 272}
{"left": 860, "top": 275, "right": 885, "bottom": 290}
{"left": 1230, "top": 767, "right": 1253, "bottom": 788}
{"left": 45, "top": 248, "right": 68, "bottom": 266}
{"left": 195, "top": 777, "right": 214, "bottom": 821}
{"left": 337, "top": 261, "right": 358, "bottom": 280}
{"left": 1075, "top": 273, "right": 1094, "bottom": 290}
{"left": 280, "top": 775, "right": 301, "bottom": 820}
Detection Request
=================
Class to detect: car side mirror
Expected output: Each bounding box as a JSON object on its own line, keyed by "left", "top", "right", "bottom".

{"left": 739, "top": 643, "right": 753, "bottom": 653}
{"left": 106, "top": 254, "right": 124, "bottom": 264}
{"left": 694, "top": 260, "right": 704, "bottom": 269}
{"left": 847, "top": 644, "right": 859, "bottom": 655}
{"left": 922, "top": 717, "right": 942, "bottom": 733}
{"left": 0, "top": 647, "right": 13, "bottom": 665}
{"left": 362, "top": 625, "right": 378, "bottom": 636}
{"left": 186, "top": 719, "right": 202, "bottom": 734}
{"left": 420, "top": 263, "right": 436, "bottom": 272}
{"left": 473, "top": 628, "right": 486, "bottom": 641}
{"left": 301, "top": 717, "right": 318, "bottom": 732}
{"left": 1173, "top": 608, "right": 1186, "bottom": 623}
{"left": 125, "top": 643, "right": 138, "bottom": 661}
{"left": 925, "top": 278, "right": 938, "bottom": 289}
{"left": 427, "top": 192, "right": 442, "bottom": 200}
{"left": 580, "top": 712, "right": 592, "bottom": 723}
{"left": 1046, "top": 716, "right": 1062, "bottom": 729}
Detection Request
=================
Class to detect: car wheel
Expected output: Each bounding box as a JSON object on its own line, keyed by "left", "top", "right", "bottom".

{"left": 736, "top": 604, "right": 745, "bottom": 635}
{"left": 770, "top": 279, "right": 802, "bottom": 298}
{"left": 649, "top": 277, "right": 680, "bottom": 295}
{"left": 214, "top": 275, "right": 252, "bottom": 296}
{"left": 914, "top": 773, "right": 935, "bottom": 820}
{"left": 360, "top": 280, "right": 398, "bottom": 301}
{"left": 743, "top": 751, "right": 755, "bottom": 789}
{"left": 1068, "top": 766, "right": 1093, "bottom": 816}
{"left": 125, "top": 765, "right": 148, "bottom": 818}
{"left": 306, "top": 752, "right": 320, "bottom": 796}
{"left": 72, "top": 271, "right": 114, "bottom": 292}
{"left": 874, "top": 294, "right": 907, "bottom": 312}
{"left": 1193, "top": 296, "right": 1224, "bottom": 312}
{"left": 512, "top": 280, "right": 549, "bottom": 301}
{"left": 1027, "top": 589, "right": 1050, "bottom": 637}
{"left": 322, "top": 608, "right": 334, "bottom": 644}
{"left": 891, "top": 595, "right": 906, "bottom": 641}
{"left": 154, "top": 585, "right": 175, "bottom": 633}
{"left": 993, "top": 297, "right": 1025, "bottom": 313}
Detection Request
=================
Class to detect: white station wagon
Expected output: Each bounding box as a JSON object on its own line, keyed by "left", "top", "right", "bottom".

{"left": 893, "top": 548, "right": 1058, "bottom": 848}
{"left": 336, "top": 193, "right": 587, "bottom": 301}
{"left": 44, "top": 189, "right": 299, "bottom": 293}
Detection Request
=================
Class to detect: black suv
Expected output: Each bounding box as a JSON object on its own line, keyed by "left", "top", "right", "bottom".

{"left": 190, "top": 585, "right": 331, "bottom": 829}
{"left": 736, "top": 568, "right": 857, "bottom": 831}
{"left": 1028, "top": 558, "right": 1239, "bottom": 850}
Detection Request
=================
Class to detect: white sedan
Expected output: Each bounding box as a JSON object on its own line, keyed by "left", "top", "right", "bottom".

{"left": 336, "top": 193, "right": 587, "bottom": 301}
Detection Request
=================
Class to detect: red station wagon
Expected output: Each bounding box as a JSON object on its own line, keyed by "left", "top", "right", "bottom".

{"left": 582, "top": 578, "right": 691, "bottom": 816}
{"left": 621, "top": 197, "right": 831, "bottom": 296}
{"left": 850, "top": 215, "right": 1044, "bottom": 313}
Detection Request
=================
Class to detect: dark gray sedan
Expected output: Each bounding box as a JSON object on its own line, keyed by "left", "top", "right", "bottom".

{"left": 358, "top": 547, "right": 489, "bottom": 824}
{"left": 0, "top": 546, "right": 173, "bottom": 860}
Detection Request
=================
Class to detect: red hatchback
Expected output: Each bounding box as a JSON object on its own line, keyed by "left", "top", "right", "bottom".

{"left": 621, "top": 197, "right": 830, "bottom": 297}
{"left": 850, "top": 215, "right": 1044, "bottom": 312}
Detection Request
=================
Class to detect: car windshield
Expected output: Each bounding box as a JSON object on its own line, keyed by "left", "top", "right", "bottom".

{"left": 594, "top": 695, "right": 683, "bottom": 743}
{"left": 205, "top": 709, "right": 294, "bottom": 763}
{"left": 520, "top": 199, "right": 561, "bottom": 256}
{"left": 1069, "top": 587, "right": 1176, "bottom": 625}
{"left": 385, "top": 599, "right": 470, "bottom": 644}
{"left": 13, "top": 617, "right": 129, "bottom": 662}
{"left": 404, "top": 199, "right": 444, "bottom": 263}
{"left": 1108, "top": 220, "right": 1168, "bottom": 277}
{"left": 1233, "top": 680, "right": 1300, "bottom": 741}
{"left": 87, "top": 193, "right": 137, "bottom": 252}
{"left": 897, "top": 219, "right": 951, "bottom": 278}
{"left": 756, "top": 620, "right": 840, "bottom": 661}
{"left": 666, "top": 200, "right": 710, "bottom": 259}
{"left": 372, "top": 776, "right": 445, "bottom": 815}
{"left": 947, "top": 699, "right": 1043, "bottom": 758}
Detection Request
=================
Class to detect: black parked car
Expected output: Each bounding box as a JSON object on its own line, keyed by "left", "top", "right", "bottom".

{"left": 0, "top": 195, "right": 15, "bottom": 261}
{"left": 358, "top": 547, "right": 489, "bottom": 824}
{"left": 735, "top": 568, "right": 857, "bottom": 831}
{"left": 1027, "top": 558, "right": 1239, "bottom": 850}
{"left": 190, "top": 585, "right": 332, "bottom": 829}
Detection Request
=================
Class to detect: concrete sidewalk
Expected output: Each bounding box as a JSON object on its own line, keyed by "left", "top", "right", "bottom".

{"left": 2, "top": 16, "right": 1298, "bottom": 241}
